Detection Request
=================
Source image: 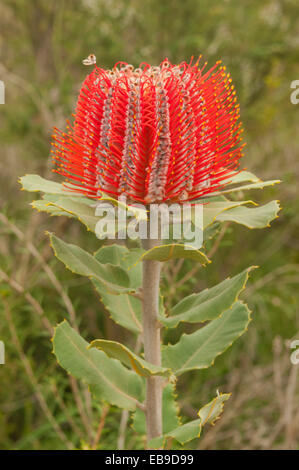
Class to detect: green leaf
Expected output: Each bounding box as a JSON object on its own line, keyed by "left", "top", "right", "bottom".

{"left": 202, "top": 200, "right": 257, "bottom": 228}
{"left": 161, "top": 384, "right": 181, "bottom": 434}
{"left": 98, "top": 196, "right": 148, "bottom": 222}
{"left": 161, "top": 267, "right": 256, "bottom": 328}
{"left": 32, "top": 196, "right": 99, "bottom": 232}
{"left": 92, "top": 279, "right": 165, "bottom": 334}
{"left": 89, "top": 339, "right": 171, "bottom": 377}
{"left": 216, "top": 200, "right": 281, "bottom": 228}
{"left": 162, "top": 301, "right": 251, "bottom": 375}
{"left": 46, "top": 198, "right": 99, "bottom": 232}
{"left": 206, "top": 169, "right": 281, "bottom": 196}
{"left": 94, "top": 245, "right": 143, "bottom": 290}
{"left": 223, "top": 170, "right": 261, "bottom": 185}
{"left": 93, "top": 198, "right": 147, "bottom": 239}
{"left": 203, "top": 222, "right": 221, "bottom": 243}
{"left": 92, "top": 245, "right": 143, "bottom": 333}
{"left": 20, "top": 174, "right": 78, "bottom": 195}
{"left": 133, "top": 384, "right": 180, "bottom": 435}
{"left": 31, "top": 199, "right": 75, "bottom": 218}
{"left": 151, "top": 419, "right": 201, "bottom": 448}
{"left": 21, "top": 175, "right": 103, "bottom": 233}
{"left": 49, "top": 233, "right": 131, "bottom": 294}
{"left": 43, "top": 193, "right": 93, "bottom": 205}
{"left": 52, "top": 321, "right": 142, "bottom": 410}
{"left": 150, "top": 392, "right": 230, "bottom": 448}
{"left": 93, "top": 281, "right": 143, "bottom": 333}
{"left": 140, "top": 244, "right": 210, "bottom": 265}
{"left": 215, "top": 179, "right": 281, "bottom": 195}
{"left": 197, "top": 392, "right": 231, "bottom": 427}
{"left": 94, "top": 244, "right": 134, "bottom": 267}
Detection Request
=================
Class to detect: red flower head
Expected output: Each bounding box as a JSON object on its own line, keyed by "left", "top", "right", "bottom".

{"left": 51, "top": 57, "right": 244, "bottom": 204}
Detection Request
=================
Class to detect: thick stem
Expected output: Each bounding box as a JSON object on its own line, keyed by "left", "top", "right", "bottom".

{"left": 142, "top": 237, "right": 162, "bottom": 444}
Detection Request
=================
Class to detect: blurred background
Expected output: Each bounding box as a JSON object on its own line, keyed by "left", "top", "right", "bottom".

{"left": 0, "top": 0, "right": 298, "bottom": 450}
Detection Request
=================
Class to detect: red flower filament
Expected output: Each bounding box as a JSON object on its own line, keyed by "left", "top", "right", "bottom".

{"left": 51, "top": 58, "right": 245, "bottom": 203}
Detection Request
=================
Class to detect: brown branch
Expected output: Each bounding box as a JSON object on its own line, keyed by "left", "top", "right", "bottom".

{"left": 92, "top": 404, "right": 110, "bottom": 450}
{"left": 207, "top": 222, "right": 230, "bottom": 259}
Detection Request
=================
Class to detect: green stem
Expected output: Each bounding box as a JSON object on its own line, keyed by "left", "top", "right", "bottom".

{"left": 142, "top": 237, "right": 162, "bottom": 444}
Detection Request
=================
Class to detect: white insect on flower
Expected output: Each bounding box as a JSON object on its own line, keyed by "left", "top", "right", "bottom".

{"left": 82, "top": 54, "right": 97, "bottom": 66}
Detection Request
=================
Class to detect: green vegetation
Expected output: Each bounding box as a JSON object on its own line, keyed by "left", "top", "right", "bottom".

{"left": 0, "top": 0, "right": 298, "bottom": 450}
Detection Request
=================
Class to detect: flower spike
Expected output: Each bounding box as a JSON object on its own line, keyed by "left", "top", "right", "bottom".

{"left": 52, "top": 57, "right": 244, "bottom": 203}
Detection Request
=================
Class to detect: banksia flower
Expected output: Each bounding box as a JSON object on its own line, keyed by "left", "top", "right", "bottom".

{"left": 51, "top": 57, "right": 244, "bottom": 203}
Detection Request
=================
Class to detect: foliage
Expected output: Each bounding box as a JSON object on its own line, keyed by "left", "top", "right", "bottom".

{"left": 0, "top": 0, "right": 298, "bottom": 451}
{"left": 17, "top": 169, "right": 279, "bottom": 449}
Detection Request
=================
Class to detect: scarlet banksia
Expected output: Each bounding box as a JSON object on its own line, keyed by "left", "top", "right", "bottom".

{"left": 51, "top": 57, "right": 244, "bottom": 203}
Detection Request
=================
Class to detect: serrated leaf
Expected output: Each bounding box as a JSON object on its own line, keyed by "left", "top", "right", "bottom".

{"left": 97, "top": 196, "right": 148, "bottom": 222}
{"left": 46, "top": 198, "right": 99, "bottom": 232}
{"left": 89, "top": 340, "right": 171, "bottom": 377}
{"left": 162, "top": 384, "right": 181, "bottom": 433}
{"left": 91, "top": 245, "right": 143, "bottom": 333}
{"left": 150, "top": 393, "right": 230, "bottom": 448}
{"left": 140, "top": 244, "right": 210, "bottom": 264}
{"left": 94, "top": 245, "right": 143, "bottom": 290}
{"left": 122, "top": 249, "right": 145, "bottom": 288}
{"left": 162, "top": 301, "right": 251, "bottom": 375}
{"left": 161, "top": 267, "right": 256, "bottom": 328}
{"left": 203, "top": 222, "right": 221, "bottom": 243}
{"left": 214, "top": 179, "right": 281, "bottom": 195}
{"left": 43, "top": 193, "right": 94, "bottom": 205}
{"left": 20, "top": 174, "right": 78, "bottom": 195}
{"left": 31, "top": 199, "right": 75, "bottom": 217}
{"left": 52, "top": 321, "right": 143, "bottom": 410}
{"left": 198, "top": 392, "right": 231, "bottom": 427}
{"left": 49, "top": 233, "right": 131, "bottom": 294}
{"left": 151, "top": 419, "right": 201, "bottom": 448}
{"left": 93, "top": 198, "right": 147, "bottom": 240}
{"left": 92, "top": 278, "right": 165, "bottom": 334}
{"left": 92, "top": 281, "right": 143, "bottom": 333}
{"left": 133, "top": 384, "right": 180, "bottom": 435}
{"left": 216, "top": 200, "right": 281, "bottom": 228}
{"left": 223, "top": 170, "right": 261, "bottom": 185}
{"left": 94, "top": 244, "right": 133, "bottom": 266}
{"left": 202, "top": 200, "right": 257, "bottom": 229}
